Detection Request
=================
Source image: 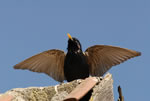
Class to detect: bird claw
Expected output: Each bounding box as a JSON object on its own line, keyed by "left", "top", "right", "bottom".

{"left": 96, "top": 77, "right": 103, "bottom": 82}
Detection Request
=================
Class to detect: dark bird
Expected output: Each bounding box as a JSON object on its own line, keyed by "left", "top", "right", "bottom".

{"left": 14, "top": 33, "right": 141, "bottom": 100}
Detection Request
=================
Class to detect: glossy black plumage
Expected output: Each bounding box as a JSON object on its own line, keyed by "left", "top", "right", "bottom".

{"left": 64, "top": 51, "right": 89, "bottom": 82}
{"left": 64, "top": 37, "right": 89, "bottom": 82}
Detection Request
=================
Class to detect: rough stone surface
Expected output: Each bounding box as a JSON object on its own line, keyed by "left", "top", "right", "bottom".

{"left": 0, "top": 73, "right": 114, "bottom": 101}
{"left": 92, "top": 73, "right": 114, "bottom": 101}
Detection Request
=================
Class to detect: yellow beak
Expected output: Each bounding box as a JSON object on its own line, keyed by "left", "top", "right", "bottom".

{"left": 67, "top": 33, "right": 73, "bottom": 40}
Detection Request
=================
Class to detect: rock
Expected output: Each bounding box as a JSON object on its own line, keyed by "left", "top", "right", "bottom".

{"left": 92, "top": 73, "right": 114, "bottom": 101}
{"left": 0, "top": 73, "right": 114, "bottom": 101}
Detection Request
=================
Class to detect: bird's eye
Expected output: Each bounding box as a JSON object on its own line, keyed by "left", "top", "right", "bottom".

{"left": 75, "top": 40, "right": 79, "bottom": 43}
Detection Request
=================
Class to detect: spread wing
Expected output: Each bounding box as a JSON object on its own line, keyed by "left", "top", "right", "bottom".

{"left": 14, "top": 49, "right": 66, "bottom": 82}
{"left": 84, "top": 45, "right": 141, "bottom": 76}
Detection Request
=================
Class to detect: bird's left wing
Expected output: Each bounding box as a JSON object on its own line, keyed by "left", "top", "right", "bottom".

{"left": 14, "top": 49, "right": 66, "bottom": 82}
{"left": 84, "top": 45, "right": 141, "bottom": 76}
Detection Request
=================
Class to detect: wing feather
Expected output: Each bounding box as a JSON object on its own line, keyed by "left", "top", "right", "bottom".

{"left": 84, "top": 45, "right": 141, "bottom": 76}
{"left": 14, "top": 49, "right": 66, "bottom": 82}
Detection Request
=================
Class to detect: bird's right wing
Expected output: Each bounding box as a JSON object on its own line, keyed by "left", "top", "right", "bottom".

{"left": 84, "top": 45, "right": 141, "bottom": 76}
{"left": 14, "top": 49, "right": 66, "bottom": 82}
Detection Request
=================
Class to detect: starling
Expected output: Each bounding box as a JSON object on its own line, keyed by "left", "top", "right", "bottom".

{"left": 14, "top": 33, "right": 141, "bottom": 100}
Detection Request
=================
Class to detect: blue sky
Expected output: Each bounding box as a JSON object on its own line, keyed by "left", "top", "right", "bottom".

{"left": 0, "top": 0, "right": 149, "bottom": 101}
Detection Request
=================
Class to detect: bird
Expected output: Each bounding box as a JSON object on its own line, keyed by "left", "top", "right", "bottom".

{"left": 14, "top": 33, "right": 141, "bottom": 100}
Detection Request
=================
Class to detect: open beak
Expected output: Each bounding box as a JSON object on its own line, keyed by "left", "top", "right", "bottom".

{"left": 67, "top": 33, "right": 73, "bottom": 40}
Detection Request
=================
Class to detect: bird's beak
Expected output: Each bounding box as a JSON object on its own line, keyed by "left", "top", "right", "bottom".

{"left": 67, "top": 33, "right": 73, "bottom": 40}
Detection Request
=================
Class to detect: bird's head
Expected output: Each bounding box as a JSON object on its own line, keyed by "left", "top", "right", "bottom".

{"left": 67, "top": 33, "right": 82, "bottom": 52}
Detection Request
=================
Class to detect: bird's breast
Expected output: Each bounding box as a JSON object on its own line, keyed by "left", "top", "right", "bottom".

{"left": 64, "top": 52, "right": 89, "bottom": 82}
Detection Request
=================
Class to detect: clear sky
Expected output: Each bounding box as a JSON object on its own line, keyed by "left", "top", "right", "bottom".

{"left": 0, "top": 0, "right": 149, "bottom": 101}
